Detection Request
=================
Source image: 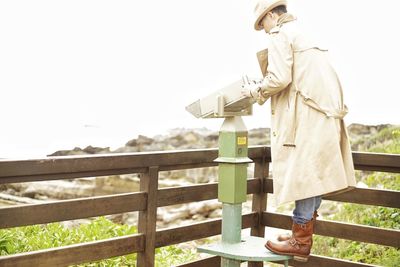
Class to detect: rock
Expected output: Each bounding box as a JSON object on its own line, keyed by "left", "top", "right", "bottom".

{"left": 158, "top": 178, "right": 190, "bottom": 188}
{"left": 113, "top": 146, "right": 139, "bottom": 153}
{"left": 93, "top": 175, "right": 140, "bottom": 194}
{"left": 125, "top": 138, "right": 138, "bottom": 147}
{"left": 162, "top": 210, "right": 190, "bottom": 224}
{"left": 168, "top": 135, "right": 184, "bottom": 148}
{"left": 83, "top": 146, "right": 111, "bottom": 154}
{"left": 122, "top": 212, "right": 138, "bottom": 226}
{"left": 185, "top": 168, "right": 218, "bottom": 184}
{"left": 48, "top": 147, "right": 85, "bottom": 156}
{"left": 13, "top": 180, "right": 96, "bottom": 199}
{"left": 208, "top": 208, "right": 222, "bottom": 218}
{"left": 48, "top": 146, "right": 110, "bottom": 156}
{"left": 0, "top": 192, "right": 44, "bottom": 205}
{"left": 187, "top": 200, "right": 221, "bottom": 216}
{"left": 204, "top": 133, "right": 218, "bottom": 142}
{"left": 191, "top": 214, "right": 206, "bottom": 221}
{"left": 139, "top": 143, "right": 165, "bottom": 152}
{"left": 183, "top": 131, "right": 200, "bottom": 144}
{"left": 137, "top": 135, "right": 154, "bottom": 146}
{"left": 125, "top": 135, "right": 156, "bottom": 149}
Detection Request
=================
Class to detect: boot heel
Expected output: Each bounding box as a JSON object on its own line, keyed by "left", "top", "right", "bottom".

{"left": 293, "top": 256, "right": 309, "bottom": 262}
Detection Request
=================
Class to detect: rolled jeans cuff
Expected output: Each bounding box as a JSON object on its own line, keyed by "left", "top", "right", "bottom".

{"left": 292, "top": 196, "right": 322, "bottom": 225}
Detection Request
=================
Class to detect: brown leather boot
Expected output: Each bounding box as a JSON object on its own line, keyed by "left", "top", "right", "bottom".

{"left": 277, "top": 211, "right": 318, "bottom": 242}
{"left": 265, "top": 219, "right": 314, "bottom": 262}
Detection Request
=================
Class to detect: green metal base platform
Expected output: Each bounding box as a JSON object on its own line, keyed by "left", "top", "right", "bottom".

{"left": 198, "top": 236, "right": 292, "bottom": 266}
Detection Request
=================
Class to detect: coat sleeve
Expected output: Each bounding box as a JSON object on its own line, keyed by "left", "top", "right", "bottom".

{"left": 259, "top": 31, "right": 293, "bottom": 98}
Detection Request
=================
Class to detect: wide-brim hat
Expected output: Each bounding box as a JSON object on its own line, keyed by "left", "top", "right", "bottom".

{"left": 254, "top": 0, "right": 288, "bottom": 31}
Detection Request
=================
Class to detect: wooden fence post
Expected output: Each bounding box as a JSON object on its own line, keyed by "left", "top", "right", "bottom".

{"left": 137, "top": 166, "right": 159, "bottom": 267}
{"left": 248, "top": 155, "right": 269, "bottom": 267}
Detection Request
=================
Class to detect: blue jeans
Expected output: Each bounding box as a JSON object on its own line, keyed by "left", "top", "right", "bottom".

{"left": 292, "top": 196, "right": 322, "bottom": 225}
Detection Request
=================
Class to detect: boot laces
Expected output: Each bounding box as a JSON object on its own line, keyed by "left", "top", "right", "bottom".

{"left": 289, "top": 238, "right": 300, "bottom": 249}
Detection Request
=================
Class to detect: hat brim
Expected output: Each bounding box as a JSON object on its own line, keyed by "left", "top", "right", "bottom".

{"left": 254, "top": 1, "right": 287, "bottom": 31}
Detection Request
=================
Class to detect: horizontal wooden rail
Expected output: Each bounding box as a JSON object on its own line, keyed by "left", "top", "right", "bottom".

{"left": 176, "top": 256, "right": 221, "bottom": 267}
{"left": 155, "top": 212, "right": 258, "bottom": 248}
{"left": 263, "top": 178, "right": 400, "bottom": 208}
{"left": 323, "top": 187, "right": 400, "bottom": 208}
{"left": 262, "top": 212, "right": 400, "bottom": 248}
{"left": 287, "top": 254, "right": 379, "bottom": 267}
{"left": 352, "top": 151, "right": 400, "bottom": 173}
{"left": 0, "top": 168, "right": 148, "bottom": 185}
{"left": 0, "top": 234, "right": 144, "bottom": 267}
{"left": 0, "top": 192, "right": 147, "bottom": 229}
{"left": 177, "top": 254, "right": 378, "bottom": 267}
{"left": 157, "top": 178, "right": 261, "bottom": 207}
{"left": 0, "top": 147, "right": 266, "bottom": 184}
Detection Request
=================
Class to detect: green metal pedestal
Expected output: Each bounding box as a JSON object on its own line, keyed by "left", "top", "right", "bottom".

{"left": 197, "top": 116, "right": 292, "bottom": 266}
{"left": 198, "top": 236, "right": 291, "bottom": 267}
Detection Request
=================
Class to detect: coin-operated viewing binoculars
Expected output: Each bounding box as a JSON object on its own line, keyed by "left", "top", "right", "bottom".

{"left": 186, "top": 76, "right": 292, "bottom": 267}
{"left": 186, "top": 76, "right": 260, "bottom": 119}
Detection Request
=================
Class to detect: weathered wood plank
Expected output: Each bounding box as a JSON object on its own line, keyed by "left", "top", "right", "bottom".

{"left": 0, "top": 192, "right": 146, "bottom": 228}
{"left": 0, "top": 147, "right": 265, "bottom": 184}
{"left": 176, "top": 252, "right": 375, "bottom": 267}
{"left": 323, "top": 187, "right": 400, "bottom": 208}
{"left": 0, "top": 234, "right": 144, "bottom": 267}
{"left": 353, "top": 151, "right": 400, "bottom": 173}
{"left": 263, "top": 178, "right": 274, "bottom": 193}
{"left": 137, "top": 167, "right": 159, "bottom": 267}
{"left": 157, "top": 183, "right": 217, "bottom": 207}
{"left": 262, "top": 212, "right": 400, "bottom": 248}
{"left": 175, "top": 256, "right": 221, "bottom": 267}
{"left": 155, "top": 213, "right": 258, "bottom": 248}
{"left": 0, "top": 168, "right": 148, "bottom": 184}
{"left": 159, "top": 162, "right": 218, "bottom": 171}
{"left": 264, "top": 179, "right": 400, "bottom": 208}
{"left": 288, "top": 254, "right": 378, "bottom": 267}
{"left": 157, "top": 179, "right": 260, "bottom": 207}
{"left": 249, "top": 161, "right": 269, "bottom": 267}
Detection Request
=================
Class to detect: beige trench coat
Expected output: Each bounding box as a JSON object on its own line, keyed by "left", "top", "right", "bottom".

{"left": 257, "top": 15, "right": 356, "bottom": 205}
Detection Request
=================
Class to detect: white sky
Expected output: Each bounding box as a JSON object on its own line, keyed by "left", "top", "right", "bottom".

{"left": 1, "top": 0, "right": 399, "bottom": 158}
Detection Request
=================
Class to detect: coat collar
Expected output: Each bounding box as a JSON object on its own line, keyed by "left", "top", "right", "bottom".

{"left": 270, "top": 13, "right": 296, "bottom": 33}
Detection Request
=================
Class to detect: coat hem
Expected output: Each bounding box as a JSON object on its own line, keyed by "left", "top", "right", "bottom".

{"left": 274, "top": 185, "right": 356, "bottom": 206}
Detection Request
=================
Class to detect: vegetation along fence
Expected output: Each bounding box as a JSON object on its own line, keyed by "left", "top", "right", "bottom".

{"left": 0, "top": 146, "right": 399, "bottom": 266}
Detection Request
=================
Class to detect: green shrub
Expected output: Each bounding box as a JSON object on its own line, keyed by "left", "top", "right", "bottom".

{"left": 312, "top": 126, "right": 400, "bottom": 266}
{"left": 367, "top": 127, "right": 400, "bottom": 154}
{"left": 313, "top": 194, "right": 400, "bottom": 266}
{"left": 0, "top": 217, "right": 198, "bottom": 266}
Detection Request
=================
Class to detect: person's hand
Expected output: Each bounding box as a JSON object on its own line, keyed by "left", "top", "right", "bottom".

{"left": 241, "top": 82, "right": 261, "bottom": 102}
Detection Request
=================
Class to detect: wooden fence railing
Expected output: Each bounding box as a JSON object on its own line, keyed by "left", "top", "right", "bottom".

{"left": 0, "top": 146, "right": 398, "bottom": 267}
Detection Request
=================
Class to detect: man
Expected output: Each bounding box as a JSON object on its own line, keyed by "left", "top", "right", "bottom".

{"left": 242, "top": 0, "right": 356, "bottom": 262}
